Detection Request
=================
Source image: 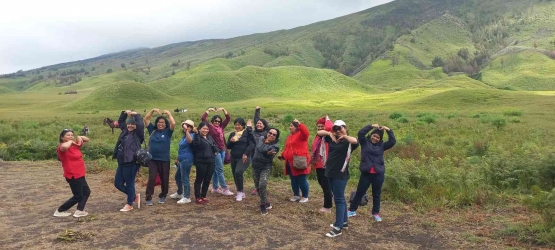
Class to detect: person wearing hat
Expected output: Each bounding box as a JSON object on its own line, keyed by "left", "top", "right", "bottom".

{"left": 113, "top": 110, "right": 145, "bottom": 212}
{"left": 280, "top": 118, "right": 311, "bottom": 203}
{"left": 227, "top": 117, "right": 255, "bottom": 201}
{"left": 347, "top": 123, "right": 396, "bottom": 222}
{"left": 310, "top": 115, "right": 333, "bottom": 213}
{"left": 169, "top": 120, "right": 196, "bottom": 204}
{"left": 317, "top": 120, "right": 359, "bottom": 237}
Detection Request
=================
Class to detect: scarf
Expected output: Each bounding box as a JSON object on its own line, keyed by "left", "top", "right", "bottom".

{"left": 311, "top": 136, "right": 328, "bottom": 168}
{"left": 232, "top": 129, "right": 245, "bottom": 141}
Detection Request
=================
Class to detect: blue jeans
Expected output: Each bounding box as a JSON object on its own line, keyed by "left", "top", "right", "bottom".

{"left": 328, "top": 177, "right": 348, "bottom": 229}
{"left": 175, "top": 159, "right": 193, "bottom": 198}
{"left": 287, "top": 163, "right": 309, "bottom": 197}
{"left": 114, "top": 163, "right": 139, "bottom": 205}
{"left": 212, "top": 150, "right": 228, "bottom": 189}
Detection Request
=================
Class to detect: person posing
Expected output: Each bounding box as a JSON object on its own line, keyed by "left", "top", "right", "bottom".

{"left": 280, "top": 118, "right": 311, "bottom": 203}
{"left": 248, "top": 119, "right": 280, "bottom": 215}
{"left": 227, "top": 118, "right": 255, "bottom": 201}
{"left": 310, "top": 116, "right": 333, "bottom": 213}
{"left": 251, "top": 106, "right": 269, "bottom": 195}
{"left": 144, "top": 108, "right": 176, "bottom": 206}
{"left": 113, "top": 110, "right": 144, "bottom": 212}
{"left": 54, "top": 129, "right": 91, "bottom": 218}
{"left": 169, "top": 120, "right": 196, "bottom": 204}
{"left": 192, "top": 122, "right": 219, "bottom": 204}
{"left": 348, "top": 124, "right": 396, "bottom": 222}
{"left": 201, "top": 107, "right": 233, "bottom": 196}
{"left": 317, "top": 120, "right": 359, "bottom": 238}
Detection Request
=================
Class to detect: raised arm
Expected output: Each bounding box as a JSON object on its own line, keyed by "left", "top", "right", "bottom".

{"left": 133, "top": 112, "right": 145, "bottom": 143}
{"left": 220, "top": 108, "right": 231, "bottom": 129}
{"left": 324, "top": 116, "right": 333, "bottom": 132}
{"left": 317, "top": 130, "right": 337, "bottom": 143}
{"left": 59, "top": 140, "right": 74, "bottom": 152}
{"left": 382, "top": 127, "right": 396, "bottom": 151}
{"left": 163, "top": 110, "right": 176, "bottom": 130}
{"left": 245, "top": 126, "right": 255, "bottom": 156}
{"left": 76, "top": 136, "right": 90, "bottom": 146}
{"left": 358, "top": 124, "right": 378, "bottom": 147}
{"left": 118, "top": 111, "right": 128, "bottom": 132}
{"left": 296, "top": 120, "right": 309, "bottom": 141}
{"left": 144, "top": 108, "right": 159, "bottom": 126}
{"left": 254, "top": 106, "right": 261, "bottom": 124}
{"left": 185, "top": 130, "right": 193, "bottom": 144}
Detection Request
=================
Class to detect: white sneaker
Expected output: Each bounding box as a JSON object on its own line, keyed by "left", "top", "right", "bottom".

{"left": 177, "top": 197, "right": 191, "bottom": 204}
{"left": 299, "top": 197, "right": 309, "bottom": 203}
{"left": 290, "top": 196, "right": 301, "bottom": 202}
{"left": 236, "top": 192, "right": 244, "bottom": 201}
{"left": 221, "top": 188, "right": 234, "bottom": 196}
{"left": 53, "top": 210, "right": 72, "bottom": 217}
{"left": 120, "top": 204, "right": 133, "bottom": 212}
{"left": 73, "top": 210, "right": 89, "bottom": 218}
{"left": 170, "top": 193, "right": 183, "bottom": 199}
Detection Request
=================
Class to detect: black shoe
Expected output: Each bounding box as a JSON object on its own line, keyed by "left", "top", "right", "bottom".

{"left": 325, "top": 227, "right": 342, "bottom": 238}
{"left": 260, "top": 205, "right": 268, "bottom": 215}
{"left": 330, "top": 223, "right": 348, "bottom": 229}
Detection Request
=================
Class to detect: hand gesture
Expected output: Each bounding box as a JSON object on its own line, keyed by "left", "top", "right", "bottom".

{"left": 230, "top": 137, "right": 238, "bottom": 142}
{"left": 74, "top": 136, "right": 83, "bottom": 146}
{"left": 381, "top": 126, "right": 390, "bottom": 131}
{"left": 207, "top": 108, "right": 216, "bottom": 112}
{"left": 337, "top": 135, "right": 345, "bottom": 141}
{"left": 129, "top": 111, "right": 137, "bottom": 116}
{"left": 268, "top": 150, "right": 277, "bottom": 155}
{"left": 255, "top": 106, "right": 260, "bottom": 110}
{"left": 372, "top": 124, "right": 380, "bottom": 128}
{"left": 293, "top": 118, "right": 299, "bottom": 124}
{"left": 152, "top": 108, "right": 160, "bottom": 114}
{"left": 163, "top": 110, "right": 170, "bottom": 115}
{"left": 242, "top": 154, "right": 248, "bottom": 164}
{"left": 246, "top": 119, "right": 253, "bottom": 127}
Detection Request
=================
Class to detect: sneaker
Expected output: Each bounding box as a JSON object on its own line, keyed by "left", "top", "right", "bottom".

{"left": 241, "top": 192, "right": 246, "bottom": 198}
{"left": 299, "top": 197, "right": 309, "bottom": 203}
{"left": 319, "top": 207, "right": 332, "bottom": 213}
{"left": 158, "top": 197, "right": 166, "bottom": 204}
{"left": 266, "top": 203, "right": 272, "bottom": 210}
{"left": 330, "top": 223, "right": 349, "bottom": 229}
{"left": 202, "top": 197, "right": 210, "bottom": 203}
{"left": 170, "top": 193, "right": 183, "bottom": 199}
{"left": 195, "top": 198, "right": 207, "bottom": 205}
{"left": 236, "top": 192, "right": 244, "bottom": 201}
{"left": 73, "top": 210, "right": 89, "bottom": 218}
{"left": 135, "top": 193, "right": 141, "bottom": 209}
{"left": 211, "top": 188, "right": 222, "bottom": 194}
{"left": 221, "top": 188, "right": 234, "bottom": 196}
{"left": 289, "top": 196, "right": 300, "bottom": 202}
{"left": 372, "top": 214, "right": 382, "bottom": 222}
{"left": 325, "top": 227, "right": 342, "bottom": 238}
{"left": 177, "top": 197, "right": 191, "bottom": 204}
{"left": 53, "top": 210, "right": 72, "bottom": 217}
{"left": 251, "top": 189, "right": 258, "bottom": 195}
{"left": 347, "top": 210, "right": 357, "bottom": 217}
{"left": 120, "top": 204, "right": 133, "bottom": 212}
{"left": 260, "top": 205, "right": 268, "bottom": 215}
{"left": 146, "top": 200, "right": 153, "bottom": 206}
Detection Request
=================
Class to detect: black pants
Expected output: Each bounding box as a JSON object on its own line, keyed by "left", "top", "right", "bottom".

{"left": 146, "top": 160, "right": 170, "bottom": 201}
{"left": 194, "top": 161, "right": 215, "bottom": 198}
{"left": 316, "top": 168, "right": 333, "bottom": 209}
{"left": 349, "top": 172, "right": 385, "bottom": 214}
{"left": 231, "top": 157, "right": 251, "bottom": 192}
{"left": 58, "top": 176, "right": 91, "bottom": 212}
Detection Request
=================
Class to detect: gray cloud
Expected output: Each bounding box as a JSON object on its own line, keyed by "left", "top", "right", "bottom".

{"left": 0, "top": 0, "right": 393, "bottom": 74}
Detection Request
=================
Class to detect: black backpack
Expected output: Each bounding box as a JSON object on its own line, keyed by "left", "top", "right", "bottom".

{"left": 349, "top": 191, "right": 369, "bottom": 206}
{"left": 134, "top": 132, "right": 152, "bottom": 167}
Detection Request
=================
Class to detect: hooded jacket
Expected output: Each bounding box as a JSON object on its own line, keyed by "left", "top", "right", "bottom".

{"left": 192, "top": 134, "right": 219, "bottom": 164}
{"left": 358, "top": 125, "right": 396, "bottom": 174}
{"left": 227, "top": 126, "right": 255, "bottom": 159}
{"left": 253, "top": 108, "right": 269, "bottom": 140}
{"left": 281, "top": 123, "right": 311, "bottom": 176}
{"left": 113, "top": 111, "right": 145, "bottom": 164}
{"left": 251, "top": 128, "right": 280, "bottom": 167}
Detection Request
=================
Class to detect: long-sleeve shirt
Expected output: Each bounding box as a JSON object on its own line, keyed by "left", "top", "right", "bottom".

{"left": 358, "top": 125, "right": 396, "bottom": 174}
{"left": 227, "top": 127, "right": 255, "bottom": 159}
{"left": 201, "top": 112, "right": 231, "bottom": 151}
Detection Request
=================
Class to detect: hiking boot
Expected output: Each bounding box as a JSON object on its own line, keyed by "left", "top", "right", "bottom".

{"left": 170, "top": 193, "right": 183, "bottom": 199}
{"left": 53, "top": 210, "right": 71, "bottom": 217}
{"left": 177, "top": 197, "right": 191, "bottom": 204}
{"left": 372, "top": 214, "right": 382, "bottom": 222}
{"left": 347, "top": 210, "right": 357, "bottom": 217}
{"left": 221, "top": 188, "right": 234, "bottom": 196}
{"left": 73, "top": 210, "right": 89, "bottom": 218}
{"left": 299, "top": 197, "right": 309, "bottom": 203}
{"left": 158, "top": 197, "right": 166, "bottom": 204}
{"left": 325, "top": 227, "right": 342, "bottom": 238}
{"left": 120, "top": 204, "right": 133, "bottom": 212}
{"left": 146, "top": 200, "right": 153, "bottom": 206}
{"left": 289, "top": 196, "right": 300, "bottom": 202}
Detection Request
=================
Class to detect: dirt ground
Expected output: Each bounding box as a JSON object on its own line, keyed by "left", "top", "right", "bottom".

{"left": 0, "top": 161, "right": 547, "bottom": 249}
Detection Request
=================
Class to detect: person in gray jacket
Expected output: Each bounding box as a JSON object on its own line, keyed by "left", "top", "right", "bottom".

{"left": 248, "top": 119, "right": 280, "bottom": 215}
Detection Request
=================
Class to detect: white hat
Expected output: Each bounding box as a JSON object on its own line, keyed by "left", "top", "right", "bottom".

{"left": 333, "top": 120, "right": 346, "bottom": 128}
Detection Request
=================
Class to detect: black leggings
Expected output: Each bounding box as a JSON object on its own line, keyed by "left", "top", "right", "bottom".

{"left": 194, "top": 161, "right": 215, "bottom": 198}
{"left": 58, "top": 176, "right": 91, "bottom": 212}
{"left": 316, "top": 168, "right": 333, "bottom": 209}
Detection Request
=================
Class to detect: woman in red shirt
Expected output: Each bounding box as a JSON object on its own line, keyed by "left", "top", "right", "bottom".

{"left": 279, "top": 118, "right": 311, "bottom": 203}
{"left": 310, "top": 116, "right": 333, "bottom": 212}
{"left": 54, "top": 129, "right": 91, "bottom": 218}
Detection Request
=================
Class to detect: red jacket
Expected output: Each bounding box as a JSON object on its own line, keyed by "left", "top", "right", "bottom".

{"left": 281, "top": 123, "right": 311, "bottom": 176}
{"left": 310, "top": 118, "right": 333, "bottom": 169}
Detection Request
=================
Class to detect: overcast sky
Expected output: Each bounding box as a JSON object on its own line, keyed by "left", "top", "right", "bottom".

{"left": 0, "top": 0, "right": 393, "bottom": 74}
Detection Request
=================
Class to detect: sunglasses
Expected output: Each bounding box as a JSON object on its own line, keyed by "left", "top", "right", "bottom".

{"left": 268, "top": 132, "right": 277, "bottom": 137}
{"left": 213, "top": 120, "right": 222, "bottom": 123}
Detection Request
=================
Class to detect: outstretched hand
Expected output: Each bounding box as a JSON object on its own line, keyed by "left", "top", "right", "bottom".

{"left": 246, "top": 119, "right": 253, "bottom": 127}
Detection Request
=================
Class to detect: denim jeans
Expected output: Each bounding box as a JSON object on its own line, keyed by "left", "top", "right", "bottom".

{"left": 349, "top": 172, "right": 385, "bottom": 215}
{"left": 114, "top": 163, "right": 139, "bottom": 205}
{"left": 287, "top": 162, "right": 309, "bottom": 197}
{"left": 212, "top": 150, "right": 228, "bottom": 189}
{"left": 328, "top": 177, "right": 348, "bottom": 229}
{"left": 175, "top": 159, "right": 193, "bottom": 199}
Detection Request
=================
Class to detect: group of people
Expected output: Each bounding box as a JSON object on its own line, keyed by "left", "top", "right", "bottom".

{"left": 54, "top": 106, "right": 396, "bottom": 238}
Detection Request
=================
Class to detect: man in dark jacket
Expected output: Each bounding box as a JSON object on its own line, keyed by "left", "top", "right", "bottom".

{"left": 113, "top": 110, "right": 144, "bottom": 212}
{"left": 348, "top": 124, "right": 395, "bottom": 221}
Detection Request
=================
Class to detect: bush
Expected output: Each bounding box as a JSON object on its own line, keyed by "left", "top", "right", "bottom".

{"left": 417, "top": 113, "right": 436, "bottom": 124}
{"left": 504, "top": 110, "right": 522, "bottom": 117}
{"left": 281, "top": 113, "right": 295, "bottom": 126}
{"left": 396, "top": 117, "right": 409, "bottom": 123}
{"left": 491, "top": 117, "right": 507, "bottom": 129}
{"left": 389, "top": 112, "right": 403, "bottom": 120}
{"left": 106, "top": 68, "right": 113, "bottom": 73}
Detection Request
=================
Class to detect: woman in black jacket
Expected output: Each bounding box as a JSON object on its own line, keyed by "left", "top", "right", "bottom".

{"left": 348, "top": 124, "right": 396, "bottom": 221}
{"left": 227, "top": 118, "right": 255, "bottom": 202}
{"left": 113, "top": 110, "right": 144, "bottom": 212}
{"left": 192, "top": 122, "right": 219, "bottom": 205}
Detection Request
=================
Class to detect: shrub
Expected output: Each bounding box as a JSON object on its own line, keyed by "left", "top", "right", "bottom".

{"left": 396, "top": 117, "right": 409, "bottom": 123}
{"left": 491, "top": 117, "right": 507, "bottom": 129}
{"left": 281, "top": 113, "right": 295, "bottom": 126}
{"left": 389, "top": 112, "right": 403, "bottom": 120}
{"left": 504, "top": 110, "right": 522, "bottom": 117}
{"left": 417, "top": 113, "right": 436, "bottom": 124}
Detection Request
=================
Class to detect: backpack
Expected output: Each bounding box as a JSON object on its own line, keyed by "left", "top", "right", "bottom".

{"left": 349, "top": 191, "right": 369, "bottom": 206}
{"left": 135, "top": 132, "right": 152, "bottom": 167}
